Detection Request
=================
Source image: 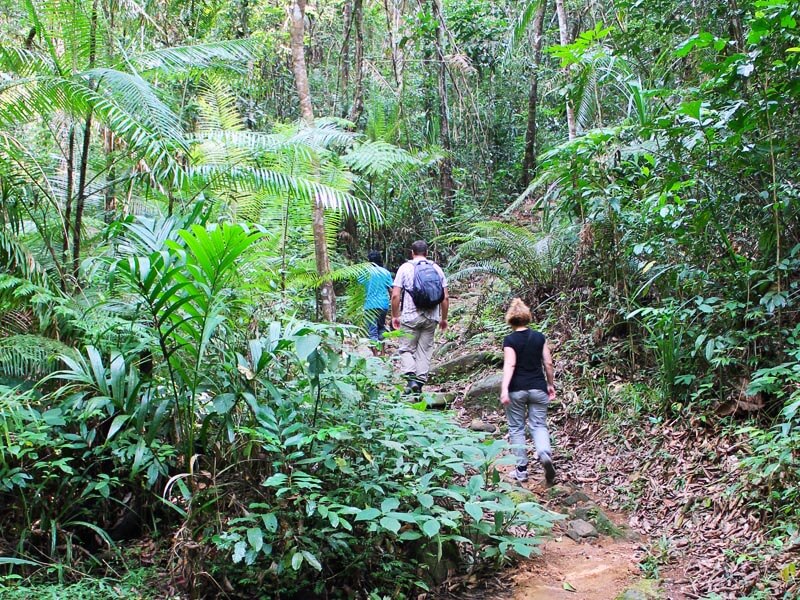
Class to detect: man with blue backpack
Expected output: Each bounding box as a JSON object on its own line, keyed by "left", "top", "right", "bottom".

{"left": 390, "top": 240, "right": 449, "bottom": 395}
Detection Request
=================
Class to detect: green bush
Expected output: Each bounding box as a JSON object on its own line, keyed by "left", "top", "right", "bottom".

{"left": 187, "top": 324, "right": 559, "bottom": 597}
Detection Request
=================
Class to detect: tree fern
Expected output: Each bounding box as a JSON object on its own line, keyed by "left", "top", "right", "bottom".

{"left": 446, "top": 220, "right": 577, "bottom": 297}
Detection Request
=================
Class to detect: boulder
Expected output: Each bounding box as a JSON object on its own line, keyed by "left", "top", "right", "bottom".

{"left": 566, "top": 519, "right": 598, "bottom": 541}
{"left": 572, "top": 504, "right": 620, "bottom": 536}
{"left": 424, "top": 392, "right": 455, "bottom": 409}
{"left": 429, "top": 352, "right": 502, "bottom": 382}
{"left": 562, "top": 491, "right": 590, "bottom": 507}
{"left": 463, "top": 373, "right": 503, "bottom": 407}
{"left": 469, "top": 418, "right": 497, "bottom": 433}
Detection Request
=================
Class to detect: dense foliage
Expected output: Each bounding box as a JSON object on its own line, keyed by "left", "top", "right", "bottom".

{"left": 0, "top": 0, "right": 799, "bottom": 596}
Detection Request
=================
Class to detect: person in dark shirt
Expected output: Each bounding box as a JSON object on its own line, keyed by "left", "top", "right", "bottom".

{"left": 500, "top": 298, "right": 556, "bottom": 485}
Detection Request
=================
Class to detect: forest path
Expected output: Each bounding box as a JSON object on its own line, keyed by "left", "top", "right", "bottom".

{"left": 419, "top": 345, "right": 663, "bottom": 600}
{"left": 501, "top": 475, "right": 656, "bottom": 600}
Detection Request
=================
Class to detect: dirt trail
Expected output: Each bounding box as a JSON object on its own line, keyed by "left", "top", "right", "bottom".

{"left": 511, "top": 537, "right": 641, "bottom": 600}
{"left": 490, "top": 474, "right": 652, "bottom": 600}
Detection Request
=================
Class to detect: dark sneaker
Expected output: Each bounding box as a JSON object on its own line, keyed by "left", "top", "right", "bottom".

{"left": 403, "top": 379, "right": 421, "bottom": 396}
{"left": 540, "top": 453, "right": 556, "bottom": 485}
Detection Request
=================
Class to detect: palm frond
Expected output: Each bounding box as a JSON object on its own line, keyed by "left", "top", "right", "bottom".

{"left": 342, "top": 140, "right": 418, "bottom": 177}
{"left": 85, "top": 67, "right": 187, "bottom": 147}
{"left": 0, "top": 227, "right": 48, "bottom": 283}
{"left": 189, "top": 164, "right": 381, "bottom": 223}
{"left": 0, "top": 45, "right": 57, "bottom": 77}
{"left": 290, "top": 122, "right": 358, "bottom": 151}
{"left": 129, "top": 39, "right": 257, "bottom": 75}
{"left": 507, "top": 0, "right": 545, "bottom": 56}
{"left": 195, "top": 76, "right": 245, "bottom": 132}
{"left": 0, "top": 334, "right": 75, "bottom": 380}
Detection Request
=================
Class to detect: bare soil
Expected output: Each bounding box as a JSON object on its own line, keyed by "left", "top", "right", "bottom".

{"left": 510, "top": 537, "right": 641, "bottom": 600}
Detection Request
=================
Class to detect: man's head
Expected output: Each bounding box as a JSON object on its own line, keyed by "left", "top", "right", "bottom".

{"left": 367, "top": 250, "right": 383, "bottom": 266}
{"left": 410, "top": 240, "right": 428, "bottom": 257}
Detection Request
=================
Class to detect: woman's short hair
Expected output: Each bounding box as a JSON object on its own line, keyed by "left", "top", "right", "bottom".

{"left": 505, "top": 298, "right": 531, "bottom": 327}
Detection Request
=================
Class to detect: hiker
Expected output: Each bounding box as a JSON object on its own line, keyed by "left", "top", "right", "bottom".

{"left": 390, "top": 240, "right": 449, "bottom": 394}
{"left": 500, "top": 298, "right": 557, "bottom": 485}
{"left": 359, "top": 250, "right": 393, "bottom": 351}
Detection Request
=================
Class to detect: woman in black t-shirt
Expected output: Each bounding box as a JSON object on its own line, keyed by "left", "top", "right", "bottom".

{"left": 500, "top": 298, "right": 556, "bottom": 485}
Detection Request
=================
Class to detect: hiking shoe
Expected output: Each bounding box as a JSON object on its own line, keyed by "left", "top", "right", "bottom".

{"left": 402, "top": 379, "right": 421, "bottom": 396}
{"left": 510, "top": 467, "right": 528, "bottom": 483}
{"left": 540, "top": 453, "right": 556, "bottom": 485}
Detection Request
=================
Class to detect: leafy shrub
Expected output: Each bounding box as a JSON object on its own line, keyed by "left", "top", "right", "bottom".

{"left": 175, "top": 323, "right": 559, "bottom": 597}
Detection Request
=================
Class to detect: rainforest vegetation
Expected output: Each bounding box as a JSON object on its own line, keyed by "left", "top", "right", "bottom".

{"left": 0, "top": 0, "right": 798, "bottom": 598}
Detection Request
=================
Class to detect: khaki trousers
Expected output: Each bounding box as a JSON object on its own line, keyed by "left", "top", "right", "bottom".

{"left": 397, "top": 314, "right": 438, "bottom": 382}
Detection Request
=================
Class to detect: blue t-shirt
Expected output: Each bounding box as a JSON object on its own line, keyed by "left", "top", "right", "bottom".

{"left": 359, "top": 265, "right": 393, "bottom": 310}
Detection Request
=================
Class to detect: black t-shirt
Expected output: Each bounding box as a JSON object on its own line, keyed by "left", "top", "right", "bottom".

{"left": 502, "top": 329, "right": 547, "bottom": 393}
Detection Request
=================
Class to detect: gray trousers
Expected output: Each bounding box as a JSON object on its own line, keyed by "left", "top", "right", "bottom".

{"left": 397, "top": 314, "right": 438, "bottom": 382}
{"left": 506, "top": 389, "right": 551, "bottom": 469}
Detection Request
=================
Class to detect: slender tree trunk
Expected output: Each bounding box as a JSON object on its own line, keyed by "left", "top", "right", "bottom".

{"left": 432, "top": 0, "right": 454, "bottom": 217}
{"left": 383, "top": 0, "right": 405, "bottom": 90}
{"left": 62, "top": 126, "right": 75, "bottom": 291}
{"left": 339, "top": 1, "right": 353, "bottom": 114}
{"left": 348, "top": 0, "right": 365, "bottom": 123}
{"left": 522, "top": 0, "right": 548, "bottom": 188}
{"left": 236, "top": 0, "right": 249, "bottom": 38}
{"left": 290, "top": 0, "right": 337, "bottom": 322}
{"left": 103, "top": 127, "right": 116, "bottom": 222}
{"left": 555, "top": 0, "right": 577, "bottom": 140}
{"left": 72, "top": 0, "right": 99, "bottom": 283}
{"left": 727, "top": 0, "right": 745, "bottom": 51}
{"left": 73, "top": 114, "right": 93, "bottom": 281}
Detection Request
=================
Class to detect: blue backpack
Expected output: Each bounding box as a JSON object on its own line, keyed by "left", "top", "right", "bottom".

{"left": 405, "top": 260, "right": 444, "bottom": 310}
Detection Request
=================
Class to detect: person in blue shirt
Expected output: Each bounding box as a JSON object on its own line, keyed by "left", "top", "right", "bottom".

{"left": 359, "top": 250, "right": 393, "bottom": 350}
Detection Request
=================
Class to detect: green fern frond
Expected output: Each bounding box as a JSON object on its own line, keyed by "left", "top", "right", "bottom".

{"left": 130, "top": 39, "right": 257, "bottom": 75}
{"left": 342, "top": 140, "right": 418, "bottom": 177}
{"left": 0, "top": 45, "right": 56, "bottom": 77}
{"left": 196, "top": 76, "right": 245, "bottom": 132}
{"left": 0, "top": 334, "right": 75, "bottom": 380}
{"left": 86, "top": 67, "right": 187, "bottom": 145}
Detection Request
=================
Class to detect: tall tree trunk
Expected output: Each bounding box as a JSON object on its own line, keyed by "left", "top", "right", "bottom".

{"left": 522, "top": 0, "right": 548, "bottom": 188}
{"left": 72, "top": 0, "right": 99, "bottom": 284}
{"left": 236, "top": 0, "right": 249, "bottom": 38}
{"left": 347, "top": 0, "right": 365, "bottom": 123}
{"left": 383, "top": 0, "right": 405, "bottom": 90}
{"left": 555, "top": 0, "right": 577, "bottom": 140}
{"left": 339, "top": 1, "right": 353, "bottom": 115}
{"left": 727, "top": 0, "right": 745, "bottom": 51}
{"left": 103, "top": 128, "right": 116, "bottom": 222}
{"left": 290, "top": 0, "right": 337, "bottom": 322}
{"left": 432, "top": 0, "right": 454, "bottom": 218}
{"left": 62, "top": 125, "right": 75, "bottom": 291}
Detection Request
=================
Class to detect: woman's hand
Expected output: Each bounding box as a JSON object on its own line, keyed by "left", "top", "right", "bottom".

{"left": 500, "top": 391, "right": 510, "bottom": 406}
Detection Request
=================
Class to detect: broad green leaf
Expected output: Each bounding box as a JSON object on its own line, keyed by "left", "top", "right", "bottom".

{"left": 418, "top": 493, "right": 434, "bottom": 509}
{"left": 301, "top": 550, "right": 322, "bottom": 571}
{"left": 421, "top": 518, "right": 440, "bottom": 538}
{"left": 380, "top": 497, "right": 400, "bottom": 513}
{"left": 379, "top": 516, "right": 401, "bottom": 534}
{"left": 464, "top": 502, "right": 483, "bottom": 522}
{"left": 355, "top": 507, "right": 381, "bottom": 521}
{"left": 246, "top": 527, "right": 263, "bottom": 552}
